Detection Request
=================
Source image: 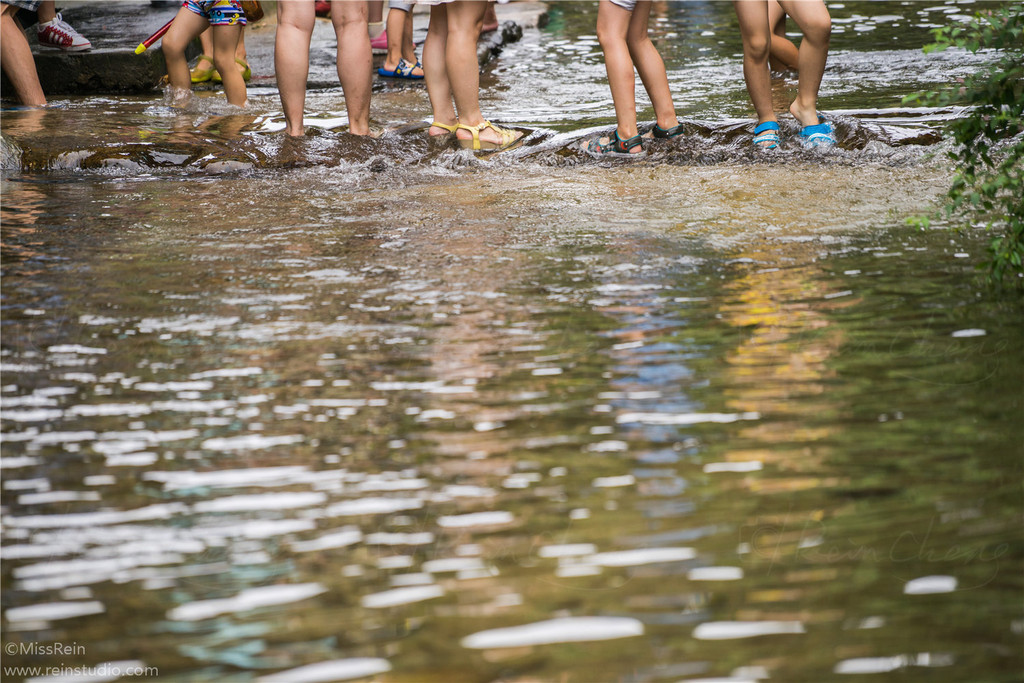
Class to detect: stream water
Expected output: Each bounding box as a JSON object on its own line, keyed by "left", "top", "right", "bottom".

{"left": 2, "top": 2, "right": 1022, "bottom": 682}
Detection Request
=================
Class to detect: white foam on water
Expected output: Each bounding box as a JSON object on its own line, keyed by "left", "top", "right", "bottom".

{"left": 703, "top": 461, "right": 763, "bottom": 473}
{"left": 133, "top": 381, "right": 214, "bottom": 392}
{"left": 289, "top": 528, "right": 363, "bottom": 553}
{"left": 326, "top": 497, "right": 423, "bottom": 516}
{"left": 256, "top": 658, "right": 391, "bottom": 683}
{"left": 692, "top": 621, "right": 806, "bottom": 640}
{"left": 588, "top": 440, "right": 629, "bottom": 452}
{"left": 189, "top": 367, "right": 263, "bottom": 379}
{"left": 29, "top": 431, "right": 97, "bottom": 444}
{"left": 422, "top": 557, "right": 485, "bottom": 574}
{"left": 437, "top": 511, "right": 514, "bottom": 528}
{"left": 903, "top": 575, "right": 957, "bottom": 594}
{"left": 66, "top": 404, "right": 151, "bottom": 417}
{"left": 144, "top": 466, "right": 311, "bottom": 490}
{"left": 6, "top": 600, "right": 105, "bottom": 622}
{"left": 106, "top": 453, "right": 159, "bottom": 467}
{"left": 441, "top": 485, "right": 497, "bottom": 498}
{"left": 539, "top": 543, "right": 597, "bottom": 558}
{"left": 461, "top": 616, "right": 644, "bottom": 649}
{"left": 688, "top": 566, "right": 744, "bottom": 581}
{"left": 7, "top": 503, "right": 187, "bottom": 529}
{"left": 47, "top": 345, "right": 108, "bottom": 355}
{"left": 357, "top": 477, "right": 430, "bottom": 492}
{"left": 555, "top": 564, "right": 602, "bottom": 578}
{"left": 589, "top": 547, "right": 696, "bottom": 567}
{"left": 17, "top": 491, "right": 100, "bottom": 505}
{"left": 834, "top": 656, "right": 906, "bottom": 674}
{"left": 167, "top": 583, "right": 326, "bottom": 621}
{"left": 361, "top": 584, "right": 444, "bottom": 608}
{"left": 951, "top": 329, "right": 986, "bottom": 338}
{"left": 2, "top": 409, "right": 64, "bottom": 422}
{"left": 194, "top": 518, "right": 316, "bottom": 540}
{"left": 592, "top": 474, "right": 635, "bottom": 488}
{"left": 193, "top": 492, "right": 326, "bottom": 513}
{"left": 293, "top": 269, "right": 363, "bottom": 283}
{"left": 200, "top": 434, "right": 304, "bottom": 451}
{"left": 617, "top": 412, "right": 760, "bottom": 425}
{"left": 366, "top": 531, "right": 435, "bottom": 545}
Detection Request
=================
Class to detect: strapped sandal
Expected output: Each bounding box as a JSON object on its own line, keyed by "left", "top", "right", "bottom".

{"left": 378, "top": 58, "right": 424, "bottom": 79}
{"left": 212, "top": 58, "right": 252, "bottom": 83}
{"left": 799, "top": 115, "right": 836, "bottom": 148}
{"left": 457, "top": 120, "right": 523, "bottom": 152}
{"left": 752, "top": 121, "right": 780, "bottom": 149}
{"left": 581, "top": 129, "right": 644, "bottom": 158}
{"left": 190, "top": 55, "right": 215, "bottom": 83}
{"left": 652, "top": 123, "right": 685, "bottom": 139}
{"left": 429, "top": 121, "right": 458, "bottom": 137}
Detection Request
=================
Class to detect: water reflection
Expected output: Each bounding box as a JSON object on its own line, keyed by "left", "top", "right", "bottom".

{"left": 3, "top": 2, "right": 1023, "bottom": 682}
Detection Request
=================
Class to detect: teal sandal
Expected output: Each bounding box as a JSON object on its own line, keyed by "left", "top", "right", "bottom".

{"left": 652, "top": 123, "right": 685, "bottom": 139}
{"left": 799, "top": 115, "right": 836, "bottom": 148}
{"left": 752, "top": 121, "right": 780, "bottom": 149}
{"left": 581, "top": 129, "right": 644, "bottom": 158}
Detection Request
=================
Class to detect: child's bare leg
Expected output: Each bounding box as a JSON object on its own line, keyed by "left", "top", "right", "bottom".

{"left": 768, "top": 0, "right": 798, "bottom": 71}
{"left": 733, "top": 0, "right": 774, "bottom": 126}
{"left": 1, "top": 5, "right": 45, "bottom": 106}
{"left": 424, "top": 3, "right": 456, "bottom": 135}
{"left": 162, "top": 7, "right": 209, "bottom": 102}
{"left": 199, "top": 26, "right": 213, "bottom": 56}
{"left": 383, "top": 7, "right": 422, "bottom": 75}
{"left": 402, "top": 8, "right": 418, "bottom": 65}
{"left": 212, "top": 24, "right": 246, "bottom": 106}
{"left": 383, "top": 8, "right": 405, "bottom": 70}
{"left": 332, "top": 0, "right": 372, "bottom": 135}
{"left": 236, "top": 27, "right": 247, "bottom": 73}
{"left": 596, "top": 0, "right": 639, "bottom": 142}
{"left": 275, "top": 0, "right": 314, "bottom": 135}
{"left": 626, "top": 1, "right": 678, "bottom": 131}
{"left": 780, "top": 0, "right": 829, "bottom": 126}
{"left": 448, "top": 0, "right": 502, "bottom": 146}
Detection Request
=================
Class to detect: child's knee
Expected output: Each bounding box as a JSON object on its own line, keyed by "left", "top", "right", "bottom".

{"left": 161, "top": 33, "right": 188, "bottom": 56}
{"left": 596, "top": 25, "right": 623, "bottom": 50}
{"left": 802, "top": 15, "right": 832, "bottom": 44}
{"left": 744, "top": 35, "right": 771, "bottom": 62}
{"left": 213, "top": 52, "right": 235, "bottom": 74}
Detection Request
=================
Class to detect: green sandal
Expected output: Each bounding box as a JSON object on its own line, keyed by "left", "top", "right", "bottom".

{"left": 581, "top": 129, "right": 644, "bottom": 158}
{"left": 211, "top": 58, "right": 252, "bottom": 83}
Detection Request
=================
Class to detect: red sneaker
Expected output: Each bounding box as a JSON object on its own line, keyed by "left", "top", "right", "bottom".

{"left": 370, "top": 30, "right": 387, "bottom": 54}
{"left": 314, "top": 1, "right": 330, "bottom": 17}
{"left": 37, "top": 13, "right": 92, "bottom": 52}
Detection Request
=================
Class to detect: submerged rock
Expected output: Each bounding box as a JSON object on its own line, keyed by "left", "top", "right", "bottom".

{"left": 1, "top": 133, "right": 22, "bottom": 171}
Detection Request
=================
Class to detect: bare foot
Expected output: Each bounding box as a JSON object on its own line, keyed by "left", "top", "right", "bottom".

{"left": 790, "top": 100, "right": 820, "bottom": 128}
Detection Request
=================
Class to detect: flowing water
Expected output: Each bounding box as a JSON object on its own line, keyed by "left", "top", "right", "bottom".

{"left": 2, "top": 2, "right": 1022, "bottom": 682}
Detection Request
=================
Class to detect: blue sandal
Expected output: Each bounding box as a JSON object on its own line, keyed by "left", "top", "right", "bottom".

{"left": 378, "top": 58, "right": 423, "bottom": 80}
{"left": 799, "top": 115, "right": 836, "bottom": 148}
{"left": 752, "top": 121, "right": 780, "bottom": 149}
{"left": 581, "top": 130, "right": 644, "bottom": 158}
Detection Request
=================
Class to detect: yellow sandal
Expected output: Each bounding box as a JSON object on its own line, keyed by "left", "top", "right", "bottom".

{"left": 190, "top": 55, "right": 215, "bottom": 83}
{"left": 456, "top": 120, "right": 523, "bottom": 152}
{"left": 429, "top": 120, "right": 458, "bottom": 137}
